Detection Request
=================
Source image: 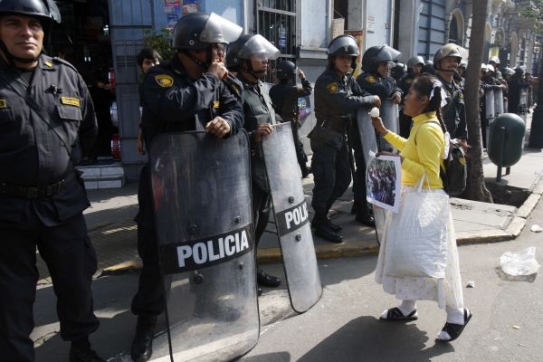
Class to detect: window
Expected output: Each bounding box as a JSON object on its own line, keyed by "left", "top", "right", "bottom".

{"left": 257, "top": 0, "right": 297, "bottom": 83}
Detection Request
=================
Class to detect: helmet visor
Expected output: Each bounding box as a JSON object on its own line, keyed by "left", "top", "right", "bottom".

{"left": 200, "top": 12, "right": 243, "bottom": 45}
{"left": 237, "top": 34, "right": 280, "bottom": 60}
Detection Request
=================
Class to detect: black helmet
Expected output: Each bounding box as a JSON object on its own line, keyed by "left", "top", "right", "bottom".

{"left": 327, "top": 35, "right": 359, "bottom": 70}
{"left": 407, "top": 56, "right": 425, "bottom": 69}
{"left": 226, "top": 34, "right": 280, "bottom": 71}
{"left": 172, "top": 12, "right": 242, "bottom": 51}
{"left": 276, "top": 60, "right": 296, "bottom": 81}
{"left": 390, "top": 62, "right": 407, "bottom": 80}
{"left": 0, "top": 0, "right": 61, "bottom": 24}
{"left": 433, "top": 43, "right": 468, "bottom": 70}
{"left": 361, "top": 45, "right": 401, "bottom": 73}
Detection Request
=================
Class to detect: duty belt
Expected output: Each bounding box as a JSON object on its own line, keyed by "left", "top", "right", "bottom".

{"left": 0, "top": 173, "right": 75, "bottom": 199}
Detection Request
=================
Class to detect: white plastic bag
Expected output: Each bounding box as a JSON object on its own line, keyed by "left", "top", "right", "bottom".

{"left": 385, "top": 176, "right": 449, "bottom": 278}
{"left": 500, "top": 247, "right": 541, "bottom": 276}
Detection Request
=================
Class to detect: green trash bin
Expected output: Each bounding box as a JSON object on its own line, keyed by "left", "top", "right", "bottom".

{"left": 487, "top": 113, "right": 526, "bottom": 168}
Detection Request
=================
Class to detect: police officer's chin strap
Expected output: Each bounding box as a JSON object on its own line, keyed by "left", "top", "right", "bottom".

{"left": 243, "top": 60, "right": 265, "bottom": 80}
{"left": 0, "top": 41, "right": 40, "bottom": 68}
{"left": 181, "top": 47, "right": 212, "bottom": 71}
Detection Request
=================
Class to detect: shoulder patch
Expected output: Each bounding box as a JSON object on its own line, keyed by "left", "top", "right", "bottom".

{"left": 365, "top": 75, "right": 376, "bottom": 84}
{"left": 44, "top": 60, "right": 53, "bottom": 68}
{"left": 60, "top": 97, "right": 81, "bottom": 107}
{"left": 0, "top": 99, "right": 7, "bottom": 109}
{"left": 458, "top": 92, "right": 464, "bottom": 99}
{"left": 326, "top": 82, "right": 339, "bottom": 93}
{"left": 155, "top": 74, "right": 174, "bottom": 87}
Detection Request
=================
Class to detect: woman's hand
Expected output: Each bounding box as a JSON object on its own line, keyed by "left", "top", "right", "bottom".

{"left": 371, "top": 116, "right": 388, "bottom": 136}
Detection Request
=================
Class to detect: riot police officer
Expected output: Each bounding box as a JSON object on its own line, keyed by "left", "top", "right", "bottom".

{"left": 434, "top": 44, "right": 469, "bottom": 146}
{"left": 353, "top": 45, "right": 402, "bottom": 226}
{"left": 0, "top": 0, "right": 103, "bottom": 361}
{"left": 309, "top": 35, "right": 380, "bottom": 241}
{"left": 269, "top": 60, "right": 313, "bottom": 177}
{"left": 226, "top": 34, "right": 283, "bottom": 290}
{"left": 399, "top": 56, "right": 425, "bottom": 137}
{"left": 132, "top": 12, "right": 243, "bottom": 362}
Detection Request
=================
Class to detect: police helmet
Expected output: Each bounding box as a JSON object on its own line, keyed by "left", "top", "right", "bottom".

{"left": 489, "top": 56, "right": 500, "bottom": 65}
{"left": 361, "top": 45, "right": 401, "bottom": 73}
{"left": 433, "top": 43, "right": 468, "bottom": 70}
{"left": 172, "top": 12, "right": 242, "bottom": 51}
{"left": 226, "top": 34, "right": 280, "bottom": 71}
{"left": 487, "top": 64, "right": 495, "bottom": 73}
{"left": 503, "top": 67, "right": 515, "bottom": 76}
{"left": 515, "top": 65, "right": 525, "bottom": 75}
{"left": 407, "top": 56, "right": 425, "bottom": 69}
{"left": 481, "top": 63, "right": 488, "bottom": 72}
{"left": 276, "top": 60, "right": 297, "bottom": 81}
{"left": 390, "top": 62, "right": 407, "bottom": 80}
{"left": 326, "top": 35, "right": 359, "bottom": 69}
{"left": 0, "top": 0, "right": 61, "bottom": 24}
{"left": 459, "top": 59, "right": 468, "bottom": 69}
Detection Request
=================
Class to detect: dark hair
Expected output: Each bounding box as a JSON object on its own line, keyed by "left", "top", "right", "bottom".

{"left": 136, "top": 48, "right": 162, "bottom": 67}
{"left": 411, "top": 74, "right": 447, "bottom": 133}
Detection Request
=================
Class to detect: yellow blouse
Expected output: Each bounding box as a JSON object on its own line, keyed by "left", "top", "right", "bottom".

{"left": 383, "top": 112, "right": 445, "bottom": 188}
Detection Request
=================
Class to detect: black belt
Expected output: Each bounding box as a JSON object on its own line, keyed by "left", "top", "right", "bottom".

{"left": 0, "top": 173, "right": 75, "bottom": 199}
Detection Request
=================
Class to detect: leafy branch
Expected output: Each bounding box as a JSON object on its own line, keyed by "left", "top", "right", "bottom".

{"left": 142, "top": 28, "right": 175, "bottom": 60}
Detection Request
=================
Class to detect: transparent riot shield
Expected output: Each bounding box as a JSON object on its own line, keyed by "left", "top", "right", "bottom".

{"left": 356, "top": 109, "right": 386, "bottom": 244}
{"left": 261, "top": 122, "right": 322, "bottom": 313}
{"left": 485, "top": 89, "right": 495, "bottom": 121}
{"left": 494, "top": 89, "right": 504, "bottom": 116}
{"left": 379, "top": 99, "right": 400, "bottom": 152}
{"left": 149, "top": 131, "right": 259, "bottom": 362}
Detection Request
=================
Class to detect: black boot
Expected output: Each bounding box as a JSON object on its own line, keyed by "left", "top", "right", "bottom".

{"left": 131, "top": 315, "right": 157, "bottom": 362}
{"left": 257, "top": 267, "right": 281, "bottom": 287}
{"left": 311, "top": 215, "right": 342, "bottom": 232}
{"left": 355, "top": 208, "right": 375, "bottom": 227}
{"left": 69, "top": 338, "right": 105, "bottom": 362}
{"left": 312, "top": 214, "right": 343, "bottom": 243}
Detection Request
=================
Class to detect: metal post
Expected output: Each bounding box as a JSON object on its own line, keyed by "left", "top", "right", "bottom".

{"left": 496, "top": 126, "right": 506, "bottom": 182}
{"left": 529, "top": 47, "right": 543, "bottom": 148}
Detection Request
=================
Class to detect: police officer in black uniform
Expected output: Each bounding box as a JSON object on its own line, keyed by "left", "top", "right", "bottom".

{"left": 0, "top": 1, "right": 103, "bottom": 361}
{"left": 309, "top": 35, "right": 380, "bottom": 242}
{"left": 398, "top": 56, "right": 425, "bottom": 138}
{"left": 226, "top": 33, "right": 283, "bottom": 290}
{"left": 131, "top": 12, "right": 244, "bottom": 362}
{"left": 354, "top": 45, "right": 402, "bottom": 225}
{"left": 434, "top": 44, "right": 469, "bottom": 145}
{"left": 269, "top": 60, "right": 313, "bottom": 177}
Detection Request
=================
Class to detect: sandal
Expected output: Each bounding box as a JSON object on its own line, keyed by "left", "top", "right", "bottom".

{"left": 436, "top": 308, "right": 473, "bottom": 342}
{"left": 379, "top": 307, "right": 418, "bottom": 321}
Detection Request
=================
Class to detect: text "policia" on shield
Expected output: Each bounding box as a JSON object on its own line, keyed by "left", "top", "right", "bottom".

{"left": 159, "top": 225, "right": 254, "bottom": 274}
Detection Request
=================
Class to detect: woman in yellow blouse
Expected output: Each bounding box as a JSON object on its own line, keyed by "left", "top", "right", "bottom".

{"left": 370, "top": 74, "right": 472, "bottom": 342}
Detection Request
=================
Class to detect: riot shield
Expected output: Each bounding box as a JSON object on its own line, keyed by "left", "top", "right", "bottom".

{"left": 485, "top": 89, "right": 495, "bottom": 121}
{"left": 494, "top": 89, "right": 504, "bottom": 116}
{"left": 379, "top": 99, "right": 400, "bottom": 152}
{"left": 356, "top": 109, "right": 386, "bottom": 244}
{"left": 149, "top": 131, "right": 259, "bottom": 362}
{"left": 261, "top": 122, "right": 322, "bottom": 313}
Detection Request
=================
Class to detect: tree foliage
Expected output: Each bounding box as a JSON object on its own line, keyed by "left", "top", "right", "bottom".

{"left": 142, "top": 28, "right": 175, "bottom": 60}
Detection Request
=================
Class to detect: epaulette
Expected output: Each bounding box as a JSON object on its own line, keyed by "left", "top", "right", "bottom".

{"left": 51, "top": 56, "right": 78, "bottom": 72}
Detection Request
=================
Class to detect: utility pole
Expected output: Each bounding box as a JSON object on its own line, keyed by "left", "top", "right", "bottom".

{"left": 529, "top": 43, "right": 543, "bottom": 148}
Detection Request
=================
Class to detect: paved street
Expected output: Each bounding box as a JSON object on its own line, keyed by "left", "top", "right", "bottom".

{"left": 30, "top": 112, "right": 543, "bottom": 361}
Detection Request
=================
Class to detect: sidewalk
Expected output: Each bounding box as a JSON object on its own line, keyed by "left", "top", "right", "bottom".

{"left": 36, "top": 115, "right": 543, "bottom": 283}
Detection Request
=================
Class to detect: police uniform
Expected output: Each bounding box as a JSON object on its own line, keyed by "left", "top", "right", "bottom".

{"left": 436, "top": 74, "right": 468, "bottom": 140}
{"left": 399, "top": 73, "right": 417, "bottom": 138}
{"left": 0, "top": 55, "right": 99, "bottom": 360}
{"left": 132, "top": 55, "right": 243, "bottom": 318}
{"left": 310, "top": 68, "right": 375, "bottom": 226}
{"left": 269, "top": 77, "right": 312, "bottom": 175}
{"left": 236, "top": 73, "right": 276, "bottom": 247}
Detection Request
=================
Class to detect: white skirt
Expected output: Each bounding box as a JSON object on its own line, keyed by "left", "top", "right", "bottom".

{"left": 374, "top": 186, "right": 464, "bottom": 309}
